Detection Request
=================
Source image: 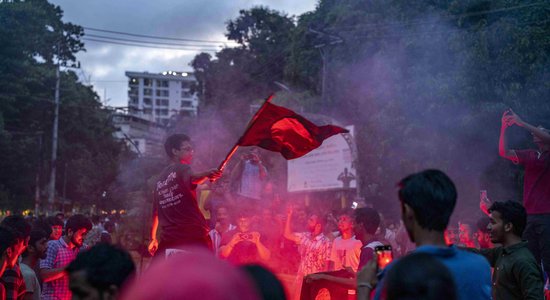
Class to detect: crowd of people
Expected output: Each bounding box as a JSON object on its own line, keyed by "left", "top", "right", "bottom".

{"left": 0, "top": 109, "right": 548, "bottom": 300}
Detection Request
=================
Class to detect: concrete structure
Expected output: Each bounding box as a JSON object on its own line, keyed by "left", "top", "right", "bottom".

{"left": 112, "top": 113, "right": 166, "bottom": 157}
{"left": 125, "top": 71, "right": 199, "bottom": 125}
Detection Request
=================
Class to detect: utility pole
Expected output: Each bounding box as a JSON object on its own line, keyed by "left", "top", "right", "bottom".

{"left": 34, "top": 133, "right": 43, "bottom": 216}
{"left": 308, "top": 28, "right": 343, "bottom": 104}
{"left": 47, "top": 44, "right": 61, "bottom": 212}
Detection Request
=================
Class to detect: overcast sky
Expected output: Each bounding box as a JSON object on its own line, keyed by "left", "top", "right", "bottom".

{"left": 49, "top": 0, "right": 318, "bottom": 107}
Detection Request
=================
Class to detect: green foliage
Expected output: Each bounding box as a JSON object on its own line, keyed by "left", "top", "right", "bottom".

{"left": 192, "top": 0, "right": 550, "bottom": 212}
{"left": 0, "top": 0, "right": 123, "bottom": 211}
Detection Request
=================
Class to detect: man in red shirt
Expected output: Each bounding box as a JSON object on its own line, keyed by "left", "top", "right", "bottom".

{"left": 148, "top": 134, "right": 222, "bottom": 258}
{"left": 499, "top": 109, "right": 550, "bottom": 278}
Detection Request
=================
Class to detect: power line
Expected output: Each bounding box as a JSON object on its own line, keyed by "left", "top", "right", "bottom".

{"left": 85, "top": 33, "right": 226, "bottom": 48}
{"left": 325, "top": 2, "right": 546, "bottom": 32}
{"left": 83, "top": 26, "right": 239, "bottom": 44}
{"left": 82, "top": 37, "right": 219, "bottom": 52}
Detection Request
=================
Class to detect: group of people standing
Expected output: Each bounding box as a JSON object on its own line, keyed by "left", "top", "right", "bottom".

{"left": 147, "top": 109, "right": 550, "bottom": 300}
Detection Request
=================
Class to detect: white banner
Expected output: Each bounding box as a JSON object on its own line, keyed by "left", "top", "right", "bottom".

{"left": 287, "top": 125, "right": 356, "bottom": 192}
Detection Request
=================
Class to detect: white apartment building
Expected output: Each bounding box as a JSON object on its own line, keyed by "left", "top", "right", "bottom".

{"left": 125, "top": 71, "right": 199, "bottom": 125}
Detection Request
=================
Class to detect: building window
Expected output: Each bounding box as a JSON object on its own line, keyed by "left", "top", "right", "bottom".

{"left": 130, "top": 97, "right": 138, "bottom": 104}
{"left": 181, "top": 91, "right": 192, "bottom": 98}
{"left": 144, "top": 79, "right": 152, "bottom": 86}
{"left": 144, "top": 88, "right": 152, "bottom": 96}
{"left": 155, "top": 108, "right": 169, "bottom": 116}
{"left": 181, "top": 81, "right": 192, "bottom": 89}
{"left": 156, "top": 99, "right": 169, "bottom": 106}
{"left": 143, "top": 108, "right": 152, "bottom": 115}
{"left": 143, "top": 98, "right": 152, "bottom": 105}
{"left": 156, "top": 80, "right": 169, "bottom": 87}
{"left": 156, "top": 90, "right": 169, "bottom": 97}
{"left": 181, "top": 100, "right": 192, "bottom": 108}
{"left": 129, "top": 78, "right": 138, "bottom": 85}
{"left": 129, "top": 87, "right": 138, "bottom": 95}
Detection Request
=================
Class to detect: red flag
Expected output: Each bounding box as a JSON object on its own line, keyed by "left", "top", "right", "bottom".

{"left": 238, "top": 102, "right": 348, "bottom": 159}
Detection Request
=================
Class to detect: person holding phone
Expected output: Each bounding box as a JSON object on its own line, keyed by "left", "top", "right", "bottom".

{"left": 499, "top": 109, "right": 550, "bottom": 280}
{"left": 358, "top": 170, "right": 492, "bottom": 300}
{"left": 219, "top": 211, "right": 271, "bottom": 265}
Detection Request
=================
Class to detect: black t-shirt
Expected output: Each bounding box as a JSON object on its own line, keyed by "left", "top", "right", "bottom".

{"left": 153, "top": 163, "right": 209, "bottom": 247}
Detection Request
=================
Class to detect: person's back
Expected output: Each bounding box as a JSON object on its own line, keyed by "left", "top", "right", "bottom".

{"left": 385, "top": 253, "right": 457, "bottom": 300}
{"left": 414, "top": 245, "right": 491, "bottom": 300}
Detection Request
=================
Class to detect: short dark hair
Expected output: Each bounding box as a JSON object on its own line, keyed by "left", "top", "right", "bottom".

{"left": 385, "top": 253, "right": 457, "bottom": 300}
{"left": 46, "top": 216, "right": 64, "bottom": 227}
{"left": 67, "top": 244, "right": 136, "bottom": 291}
{"left": 398, "top": 170, "right": 457, "bottom": 231}
{"left": 489, "top": 201, "right": 527, "bottom": 237}
{"left": 65, "top": 214, "right": 92, "bottom": 235}
{"left": 164, "top": 134, "right": 190, "bottom": 158}
{"left": 354, "top": 207, "right": 380, "bottom": 234}
{"left": 0, "top": 226, "right": 17, "bottom": 254}
{"left": 1, "top": 215, "right": 31, "bottom": 241}
{"left": 22, "top": 229, "right": 49, "bottom": 258}
{"left": 309, "top": 211, "right": 327, "bottom": 228}
{"left": 32, "top": 219, "right": 53, "bottom": 237}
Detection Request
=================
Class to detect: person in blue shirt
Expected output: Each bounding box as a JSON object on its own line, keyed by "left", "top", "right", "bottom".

{"left": 357, "top": 169, "right": 492, "bottom": 300}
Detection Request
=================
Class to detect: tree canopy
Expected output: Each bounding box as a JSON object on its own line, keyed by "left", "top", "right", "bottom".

{"left": 191, "top": 1, "right": 550, "bottom": 214}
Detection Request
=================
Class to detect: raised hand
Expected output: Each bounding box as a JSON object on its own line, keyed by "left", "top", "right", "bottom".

{"left": 148, "top": 239, "right": 158, "bottom": 256}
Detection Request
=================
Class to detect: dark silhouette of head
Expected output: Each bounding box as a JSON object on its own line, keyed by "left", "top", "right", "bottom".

{"left": 240, "top": 264, "right": 286, "bottom": 300}
{"left": 354, "top": 207, "right": 380, "bottom": 237}
{"left": 398, "top": 170, "right": 457, "bottom": 241}
{"left": 67, "top": 244, "right": 136, "bottom": 300}
{"left": 488, "top": 200, "right": 527, "bottom": 243}
{"left": 385, "top": 253, "right": 457, "bottom": 300}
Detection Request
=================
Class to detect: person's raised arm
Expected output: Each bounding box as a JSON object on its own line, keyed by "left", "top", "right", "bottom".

{"left": 509, "top": 109, "right": 550, "bottom": 144}
{"left": 499, "top": 110, "right": 519, "bottom": 163}
{"left": 284, "top": 208, "right": 300, "bottom": 244}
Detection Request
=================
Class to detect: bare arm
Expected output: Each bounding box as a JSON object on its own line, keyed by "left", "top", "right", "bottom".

{"left": 252, "top": 232, "right": 271, "bottom": 261}
{"left": 147, "top": 211, "right": 159, "bottom": 256}
{"left": 40, "top": 268, "right": 66, "bottom": 282}
{"left": 219, "top": 233, "right": 242, "bottom": 258}
{"left": 510, "top": 110, "right": 550, "bottom": 143}
{"left": 499, "top": 110, "right": 518, "bottom": 163}
{"left": 306, "top": 273, "right": 356, "bottom": 288}
{"left": 191, "top": 169, "right": 222, "bottom": 185}
{"left": 283, "top": 210, "right": 300, "bottom": 244}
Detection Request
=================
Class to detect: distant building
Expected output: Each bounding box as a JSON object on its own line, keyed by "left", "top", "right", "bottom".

{"left": 125, "top": 71, "right": 199, "bottom": 125}
{"left": 112, "top": 113, "right": 166, "bottom": 157}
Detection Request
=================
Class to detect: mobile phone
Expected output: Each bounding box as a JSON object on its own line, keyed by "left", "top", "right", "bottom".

{"left": 375, "top": 245, "right": 393, "bottom": 270}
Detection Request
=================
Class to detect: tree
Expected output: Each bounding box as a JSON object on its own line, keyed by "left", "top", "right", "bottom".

{"left": 0, "top": 0, "right": 123, "bottom": 211}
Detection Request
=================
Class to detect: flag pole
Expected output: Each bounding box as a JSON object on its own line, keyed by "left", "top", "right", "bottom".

{"left": 216, "top": 94, "right": 274, "bottom": 172}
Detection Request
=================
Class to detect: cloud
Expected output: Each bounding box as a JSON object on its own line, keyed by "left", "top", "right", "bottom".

{"left": 49, "top": 0, "right": 317, "bottom": 106}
